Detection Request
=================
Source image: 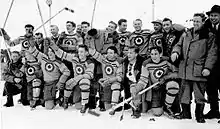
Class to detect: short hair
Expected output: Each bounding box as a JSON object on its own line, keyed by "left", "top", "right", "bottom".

{"left": 78, "top": 44, "right": 88, "bottom": 52}
{"left": 128, "top": 46, "right": 139, "bottom": 54}
{"left": 11, "top": 51, "right": 20, "bottom": 56}
{"left": 134, "top": 19, "right": 142, "bottom": 23}
{"left": 118, "top": 19, "right": 127, "bottom": 26}
{"left": 149, "top": 46, "right": 162, "bottom": 54}
{"left": 25, "top": 24, "right": 34, "bottom": 30}
{"left": 66, "top": 21, "right": 76, "bottom": 27}
{"left": 35, "top": 32, "right": 43, "bottom": 38}
{"left": 81, "top": 21, "right": 90, "bottom": 27}
{"left": 193, "top": 13, "right": 207, "bottom": 22}
{"left": 107, "top": 46, "right": 118, "bottom": 54}
{"left": 162, "top": 18, "right": 172, "bottom": 23}
{"left": 109, "top": 21, "right": 117, "bottom": 29}
{"left": 50, "top": 25, "right": 59, "bottom": 29}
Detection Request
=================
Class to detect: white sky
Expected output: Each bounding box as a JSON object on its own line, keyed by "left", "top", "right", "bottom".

{"left": 0, "top": 0, "right": 219, "bottom": 50}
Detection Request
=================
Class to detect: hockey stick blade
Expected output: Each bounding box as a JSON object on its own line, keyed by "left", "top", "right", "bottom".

{"left": 88, "top": 110, "right": 100, "bottom": 117}
{"left": 120, "top": 115, "right": 123, "bottom": 121}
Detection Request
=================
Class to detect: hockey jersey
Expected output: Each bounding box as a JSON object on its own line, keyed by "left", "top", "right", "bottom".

{"left": 30, "top": 47, "right": 70, "bottom": 83}
{"left": 136, "top": 57, "right": 178, "bottom": 90}
{"left": 129, "top": 29, "right": 151, "bottom": 56}
{"left": 117, "top": 31, "right": 131, "bottom": 57}
{"left": 148, "top": 32, "right": 164, "bottom": 55}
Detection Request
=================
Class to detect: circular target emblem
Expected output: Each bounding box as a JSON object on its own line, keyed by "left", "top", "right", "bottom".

{"left": 168, "top": 37, "right": 174, "bottom": 44}
{"left": 105, "top": 65, "right": 114, "bottom": 75}
{"left": 22, "top": 40, "right": 30, "bottom": 49}
{"left": 153, "top": 68, "right": 165, "bottom": 79}
{"left": 64, "top": 40, "right": 73, "bottom": 45}
{"left": 45, "top": 63, "right": 54, "bottom": 72}
{"left": 75, "top": 65, "right": 84, "bottom": 74}
{"left": 27, "top": 66, "right": 35, "bottom": 76}
{"left": 119, "top": 36, "right": 127, "bottom": 44}
{"left": 155, "top": 39, "right": 162, "bottom": 47}
{"left": 134, "top": 36, "right": 144, "bottom": 46}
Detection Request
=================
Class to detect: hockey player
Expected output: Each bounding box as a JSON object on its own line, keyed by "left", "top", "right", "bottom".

{"left": 130, "top": 46, "right": 179, "bottom": 118}
{"left": 20, "top": 51, "right": 43, "bottom": 109}
{"left": 50, "top": 42, "right": 94, "bottom": 113}
{"left": 117, "top": 19, "right": 131, "bottom": 57}
{"left": 129, "top": 19, "right": 151, "bottom": 59}
{"left": 28, "top": 43, "right": 70, "bottom": 110}
{"left": 88, "top": 44, "right": 123, "bottom": 113}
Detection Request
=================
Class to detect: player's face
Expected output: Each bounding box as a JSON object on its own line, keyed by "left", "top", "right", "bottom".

{"left": 107, "top": 49, "right": 116, "bottom": 60}
{"left": 35, "top": 34, "right": 43, "bottom": 44}
{"left": 133, "top": 20, "right": 142, "bottom": 31}
{"left": 119, "top": 22, "right": 127, "bottom": 32}
{"left": 11, "top": 53, "right": 20, "bottom": 63}
{"left": 150, "top": 49, "right": 161, "bottom": 63}
{"left": 76, "top": 25, "right": 82, "bottom": 33}
{"left": 209, "top": 12, "right": 220, "bottom": 25}
{"left": 78, "top": 47, "right": 88, "bottom": 60}
{"left": 153, "top": 23, "right": 162, "bottom": 32}
{"left": 127, "top": 48, "right": 137, "bottom": 62}
{"left": 163, "top": 21, "right": 172, "bottom": 33}
{"left": 193, "top": 16, "right": 204, "bottom": 31}
{"left": 66, "top": 23, "right": 75, "bottom": 33}
{"left": 107, "top": 23, "right": 116, "bottom": 33}
{"left": 25, "top": 27, "right": 33, "bottom": 36}
{"left": 81, "top": 24, "right": 89, "bottom": 33}
{"left": 48, "top": 48, "right": 56, "bottom": 60}
{"left": 50, "top": 26, "right": 59, "bottom": 36}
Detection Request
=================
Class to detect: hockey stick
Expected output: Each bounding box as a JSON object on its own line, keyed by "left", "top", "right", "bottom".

{"left": 109, "top": 82, "right": 159, "bottom": 113}
{"left": 119, "top": 90, "right": 126, "bottom": 121}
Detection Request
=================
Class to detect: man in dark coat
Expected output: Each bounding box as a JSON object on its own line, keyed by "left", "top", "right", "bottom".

{"left": 203, "top": 5, "right": 220, "bottom": 120}
{"left": 2, "top": 51, "right": 28, "bottom": 107}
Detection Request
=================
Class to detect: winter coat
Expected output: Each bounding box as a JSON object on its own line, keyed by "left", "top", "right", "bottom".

{"left": 172, "top": 27, "right": 217, "bottom": 81}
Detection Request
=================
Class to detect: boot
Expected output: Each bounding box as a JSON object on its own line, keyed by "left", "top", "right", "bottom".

{"left": 164, "top": 106, "right": 175, "bottom": 118}
{"left": 63, "top": 97, "right": 69, "bottom": 110}
{"left": 195, "top": 104, "right": 205, "bottom": 123}
{"left": 204, "top": 102, "right": 220, "bottom": 119}
{"left": 80, "top": 105, "right": 88, "bottom": 113}
{"left": 174, "top": 104, "right": 192, "bottom": 119}
{"left": 131, "top": 107, "right": 141, "bottom": 119}
{"left": 3, "top": 95, "right": 14, "bottom": 107}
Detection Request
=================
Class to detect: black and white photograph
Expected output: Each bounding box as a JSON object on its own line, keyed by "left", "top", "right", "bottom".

{"left": 0, "top": 0, "right": 220, "bottom": 129}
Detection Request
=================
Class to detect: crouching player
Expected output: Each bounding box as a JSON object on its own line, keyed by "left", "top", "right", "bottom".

{"left": 50, "top": 42, "right": 94, "bottom": 113}
{"left": 28, "top": 42, "right": 70, "bottom": 109}
{"left": 21, "top": 51, "right": 44, "bottom": 109}
{"left": 88, "top": 45, "right": 123, "bottom": 114}
{"left": 130, "top": 46, "right": 179, "bottom": 118}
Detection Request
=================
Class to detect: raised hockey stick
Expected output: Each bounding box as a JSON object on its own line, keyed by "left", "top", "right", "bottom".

{"left": 109, "top": 82, "right": 159, "bottom": 113}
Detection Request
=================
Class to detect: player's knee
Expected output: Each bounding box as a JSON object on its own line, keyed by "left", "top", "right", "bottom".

{"left": 79, "top": 79, "right": 90, "bottom": 90}
{"left": 111, "top": 82, "right": 120, "bottom": 90}
{"left": 166, "top": 81, "right": 179, "bottom": 94}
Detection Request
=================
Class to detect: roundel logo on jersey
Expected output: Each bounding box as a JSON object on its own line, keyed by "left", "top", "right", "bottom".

{"left": 75, "top": 65, "right": 84, "bottom": 74}
{"left": 134, "top": 36, "right": 144, "bottom": 46}
{"left": 45, "top": 63, "right": 54, "bottom": 72}
{"left": 64, "top": 38, "right": 77, "bottom": 46}
{"left": 119, "top": 36, "right": 127, "bottom": 44}
{"left": 153, "top": 68, "right": 165, "bottom": 79}
{"left": 22, "top": 40, "right": 30, "bottom": 49}
{"left": 105, "top": 65, "right": 114, "bottom": 75}
{"left": 168, "top": 37, "right": 175, "bottom": 44}
{"left": 155, "top": 39, "right": 162, "bottom": 47}
{"left": 27, "top": 66, "right": 35, "bottom": 76}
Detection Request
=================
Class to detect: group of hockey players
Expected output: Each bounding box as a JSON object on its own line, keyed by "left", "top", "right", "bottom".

{"left": 0, "top": 4, "right": 220, "bottom": 124}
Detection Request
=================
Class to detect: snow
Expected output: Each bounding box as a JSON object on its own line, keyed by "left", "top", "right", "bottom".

{"left": 0, "top": 81, "right": 220, "bottom": 129}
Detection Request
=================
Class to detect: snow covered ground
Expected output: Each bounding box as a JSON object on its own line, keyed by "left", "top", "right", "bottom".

{"left": 0, "top": 81, "right": 219, "bottom": 129}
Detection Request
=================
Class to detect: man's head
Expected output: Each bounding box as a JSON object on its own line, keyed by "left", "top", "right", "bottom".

{"left": 25, "top": 24, "right": 34, "bottom": 37}
{"left": 11, "top": 51, "right": 20, "bottom": 63}
{"left": 76, "top": 24, "right": 82, "bottom": 34}
{"left": 193, "top": 13, "right": 206, "bottom": 31}
{"left": 88, "top": 28, "right": 98, "bottom": 38}
{"left": 81, "top": 21, "right": 90, "bottom": 34}
{"left": 118, "top": 19, "right": 127, "bottom": 32}
{"left": 107, "top": 21, "right": 117, "bottom": 33}
{"left": 206, "top": 5, "right": 220, "bottom": 25}
{"left": 50, "top": 25, "right": 59, "bottom": 37}
{"left": 78, "top": 44, "right": 89, "bottom": 60}
{"left": 35, "top": 32, "right": 44, "bottom": 44}
{"left": 162, "top": 18, "right": 173, "bottom": 33}
{"left": 133, "top": 19, "right": 142, "bottom": 31}
{"left": 150, "top": 46, "right": 162, "bottom": 63}
{"left": 107, "top": 46, "right": 118, "bottom": 60}
{"left": 66, "top": 21, "right": 76, "bottom": 34}
{"left": 152, "top": 19, "right": 163, "bottom": 32}
{"left": 127, "top": 46, "right": 139, "bottom": 62}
